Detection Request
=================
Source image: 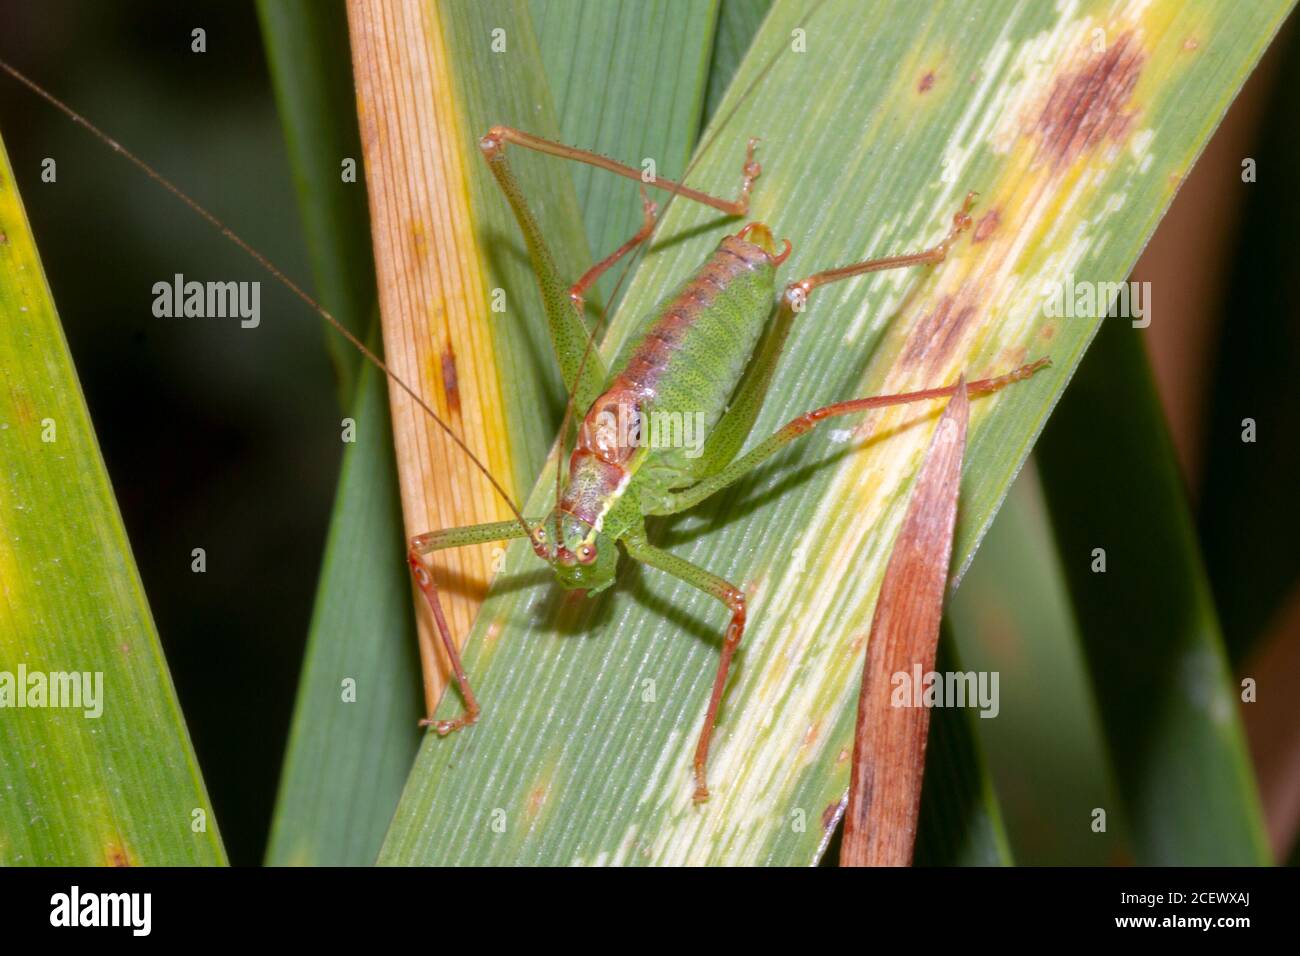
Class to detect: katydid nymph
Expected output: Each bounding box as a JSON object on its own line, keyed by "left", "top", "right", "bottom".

{"left": 409, "top": 127, "right": 1047, "bottom": 802}
{"left": 1, "top": 59, "right": 1047, "bottom": 802}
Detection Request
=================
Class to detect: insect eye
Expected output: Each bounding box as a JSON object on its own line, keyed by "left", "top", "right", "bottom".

{"left": 577, "top": 544, "right": 596, "bottom": 564}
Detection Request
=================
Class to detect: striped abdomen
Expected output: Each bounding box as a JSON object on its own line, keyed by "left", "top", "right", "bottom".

{"left": 604, "top": 235, "right": 776, "bottom": 435}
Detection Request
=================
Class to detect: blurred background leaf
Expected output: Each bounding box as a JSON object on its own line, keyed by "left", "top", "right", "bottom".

{"left": 1035, "top": 316, "right": 1269, "bottom": 864}
{"left": 947, "top": 469, "right": 1127, "bottom": 865}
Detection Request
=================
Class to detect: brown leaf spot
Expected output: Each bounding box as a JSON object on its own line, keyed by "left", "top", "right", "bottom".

{"left": 918, "top": 71, "right": 935, "bottom": 94}
{"left": 1182, "top": 36, "right": 1200, "bottom": 52}
{"left": 9, "top": 388, "right": 35, "bottom": 426}
{"left": 822, "top": 797, "right": 846, "bottom": 831}
{"left": 525, "top": 782, "right": 548, "bottom": 821}
{"left": 972, "top": 209, "right": 1000, "bottom": 243}
{"left": 440, "top": 340, "right": 461, "bottom": 415}
{"left": 900, "top": 290, "right": 980, "bottom": 376}
{"left": 1035, "top": 31, "right": 1145, "bottom": 170}
{"left": 106, "top": 843, "right": 132, "bottom": 867}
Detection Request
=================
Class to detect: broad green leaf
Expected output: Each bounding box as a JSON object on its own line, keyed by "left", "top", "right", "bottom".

{"left": 1036, "top": 316, "right": 1269, "bottom": 864}
{"left": 0, "top": 134, "right": 224, "bottom": 866}
{"left": 380, "top": 0, "right": 1292, "bottom": 865}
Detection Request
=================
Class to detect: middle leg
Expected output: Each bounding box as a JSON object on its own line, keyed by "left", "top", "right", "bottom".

{"left": 786, "top": 192, "right": 978, "bottom": 309}
{"left": 650, "top": 359, "right": 1050, "bottom": 516}
{"left": 685, "top": 194, "right": 982, "bottom": 481}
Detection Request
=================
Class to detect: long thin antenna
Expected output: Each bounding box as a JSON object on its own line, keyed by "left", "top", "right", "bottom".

{"left": 0, "top": 56, "right": 537, "bottom": 542}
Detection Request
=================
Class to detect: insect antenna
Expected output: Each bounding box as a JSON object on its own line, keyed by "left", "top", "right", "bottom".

{"left": 0, "top": 56, "right": 539, "bottom": 546}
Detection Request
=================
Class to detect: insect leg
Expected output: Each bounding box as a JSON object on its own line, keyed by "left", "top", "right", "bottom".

{"left": 480, "top": 133, "right": 607, "bottom": 413}
{"left": 407, "top": 519, "right": 540, "bottom": 733}
{"left": 482, "top": 125, "right": 760, "bottom": 216}
{"left": 685, "top": 197, "right": 980, "bottom": 482}
{"left": 567, "top": 187, "right": 657, "bottom": 316}
{"left": 479, "top": 126, "right": 760, "bottom": 411}
{"left": 788, "top": 192, "right": 979, "bottom": 302}
{"left": 621, "top": 533, "right": 746, "bottom": 803}
{"left": 648, "top": 359, "right": 1050, "bottom": 516}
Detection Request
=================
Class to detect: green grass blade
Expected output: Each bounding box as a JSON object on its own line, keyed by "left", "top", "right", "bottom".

{"left": 255, "top": 0, "right": 376, "bottom": 406}
{"left": 380, "top": 0, "right": 1291, "bottom": 866}
{"left": 0, "top": 135, "right": 225, "bottom": 866}
{"left": 702, "top": 0, "right": 773, "bottom": 126}
{"left": 266, "top": 355, "right": 417, "bottom": 866}
{"left": 1036, "top": 316, "right": 1270, "bottom": 864}
{"left": 532, "top": 0, "right": 720, "bottom": 310}
{"left": 257, "top": 0, "right": 416, "bottom": 868}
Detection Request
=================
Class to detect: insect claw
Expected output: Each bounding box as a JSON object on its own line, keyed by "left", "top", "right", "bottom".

{"left": 422, "top": 712, "right": 479, "bottom": 736}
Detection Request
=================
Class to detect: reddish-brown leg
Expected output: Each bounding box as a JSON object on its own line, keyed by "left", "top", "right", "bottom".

{"left": 407, "top": 549, "right": 482, "bottom": 733}
{"left": 658, "top": 359, "right": 1052, "bottom": 517}
{"left": 403, "top": 520, "right": 542, "bottom": 732}
{"left": 787, "top": 192, "right": 978, "bottom": 305}
{"left": 621, "top": 533, "right": 748, "bottom": 802}
{"left": 568, "top": 187, "right": 658, "bottom": 313}
{"left": 483, "top": 125, "right": 761, "bottom": 216}
{"left": 693, "top": 589, "right": 747, "bottom": 802}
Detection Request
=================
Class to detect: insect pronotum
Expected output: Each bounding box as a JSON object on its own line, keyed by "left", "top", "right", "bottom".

{"left": 0, "top": 59, "right": 1047, "bottom": 802}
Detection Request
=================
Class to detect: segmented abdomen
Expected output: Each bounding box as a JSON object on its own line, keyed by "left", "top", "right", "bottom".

{"left": 606, "top": 236, "right": 775, "bottom": 434}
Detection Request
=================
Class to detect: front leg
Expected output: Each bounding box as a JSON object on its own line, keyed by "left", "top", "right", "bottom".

{"left": 407, "top": 519, "right": 540, "bottom": 732}
{"left": 622, "top": 533, "right": 746, "bottom": 803}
